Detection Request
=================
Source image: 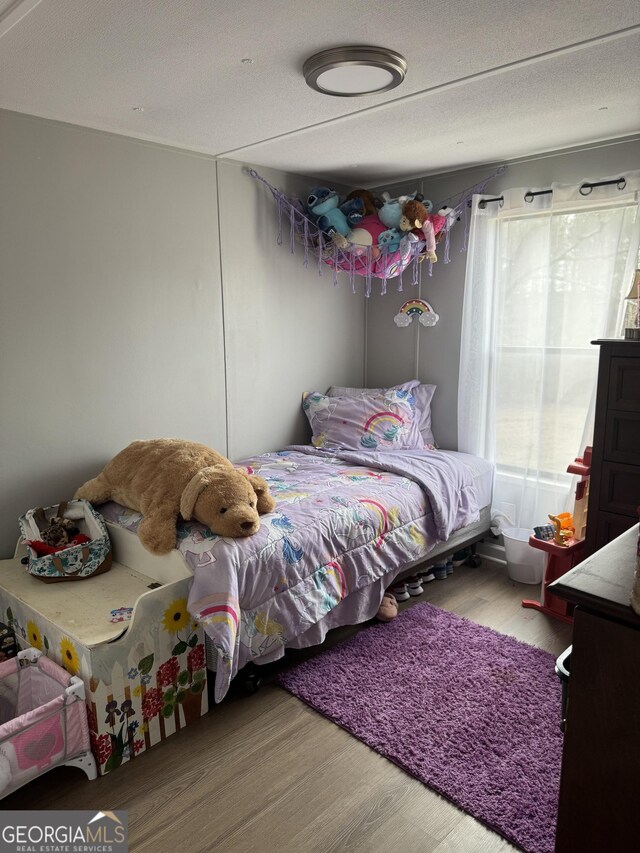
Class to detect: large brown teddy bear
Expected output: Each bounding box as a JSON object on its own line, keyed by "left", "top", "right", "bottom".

{"left": 75, "top": 439, "right": 275, "bottom": 555}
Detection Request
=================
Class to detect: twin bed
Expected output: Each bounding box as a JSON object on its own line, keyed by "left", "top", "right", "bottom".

{"left": 99, "top": 439, "right": 493, "bottom": 702}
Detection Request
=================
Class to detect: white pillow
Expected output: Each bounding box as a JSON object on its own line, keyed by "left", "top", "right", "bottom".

{"left": 327, "top": 380, "right": 437, "bottom": 447}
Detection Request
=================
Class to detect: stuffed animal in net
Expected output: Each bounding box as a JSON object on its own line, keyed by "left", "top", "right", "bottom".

{"left": 306, "top": 187, "right": 364, "bottom": 247}
{"left": 377, "top": 190, "right": 423, "bottom": 230}
{"left": 433, "top": 206, "right": 459, "bottom": 243}
{"left": 74, "top": 439, "right": 276, "bottom": 555}
{"left": 377, "top": 228, "right": 404, "bottom": 253}
{"left": 345, "top": 188, "right": 381, "bottom": 218}
{"left": 347, "top": 214, "right": 387, "bottom": 257}
{"left": 399, "top": 199, "right": 437, "bottom": 262}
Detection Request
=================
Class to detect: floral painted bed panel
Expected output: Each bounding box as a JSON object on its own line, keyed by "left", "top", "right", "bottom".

{"left": 100, "top": 447, "right": 479, "bottom": 702}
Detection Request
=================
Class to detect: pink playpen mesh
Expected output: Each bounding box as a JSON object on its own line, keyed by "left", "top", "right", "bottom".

{"left": 0, "top": 650, "right": 93, "bottom": 796}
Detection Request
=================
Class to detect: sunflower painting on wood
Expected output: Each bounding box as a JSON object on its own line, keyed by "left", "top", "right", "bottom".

{"left": 26, "top": 620, "right": 44, "bottom": 651}
{"left": 161, "top": 597, "right": 191, "bottom": 634}
{"left": 59, "top": 636, "right": 81, "bottom": 675}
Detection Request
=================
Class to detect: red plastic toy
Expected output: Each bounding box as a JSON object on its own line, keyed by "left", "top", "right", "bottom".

{"left": 521, "top": 447, "right": 592, "bottom": 623}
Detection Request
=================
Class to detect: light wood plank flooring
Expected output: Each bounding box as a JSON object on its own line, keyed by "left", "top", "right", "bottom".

{"left": 2, "top": 560, "right": 572, "bottom": 852}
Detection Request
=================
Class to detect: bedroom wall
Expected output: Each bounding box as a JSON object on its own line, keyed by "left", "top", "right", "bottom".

{"left": 0, "top": 110, "right": 365, "bottom": 557}
{"left": 365, "top": 137, "right": 640, "bottom": 449}
{"left": 0, "top": 110, "right": 225, "bottom": 557}
{"left": 217, "top": 160, "right": 365, "bottom": 459}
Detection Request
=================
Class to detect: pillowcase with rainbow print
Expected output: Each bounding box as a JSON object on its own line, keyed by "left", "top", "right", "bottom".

{"left": 303, "top": 384, "right": 424, "bottom": 452}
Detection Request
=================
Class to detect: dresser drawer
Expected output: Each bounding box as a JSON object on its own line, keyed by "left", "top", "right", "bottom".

{"left": 608, "top": 357, "right": 640, "bottom": 411}
{"left": 599, "top": 461, "right": 640, "bottom": 518}
{"left": 593, "top": 511, "right": 638, "bottom": 551}
{"left": 604, "top": 410, "right": 640, "bottom": 464}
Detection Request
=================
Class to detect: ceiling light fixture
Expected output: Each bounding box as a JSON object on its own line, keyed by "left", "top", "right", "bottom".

{"left": 303, "top": 46, "right": 407, "bottom": 97}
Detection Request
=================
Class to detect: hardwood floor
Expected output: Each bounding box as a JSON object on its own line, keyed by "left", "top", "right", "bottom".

{"left": 2, "top": 560, "right": 572, "bottom": 853}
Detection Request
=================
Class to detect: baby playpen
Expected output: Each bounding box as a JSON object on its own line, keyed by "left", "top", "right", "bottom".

{"left": 0, "top": 648, "right": 96, "bottom": 798}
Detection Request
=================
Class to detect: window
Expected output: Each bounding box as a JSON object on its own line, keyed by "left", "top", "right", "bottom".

{"left": 459, "top": 178, "right": 640, "bottom": 529}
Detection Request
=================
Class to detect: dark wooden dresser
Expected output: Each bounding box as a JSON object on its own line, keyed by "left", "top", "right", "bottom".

{"left": 550, "top": 525, "right": 640, "bottom": 852}
{"left": 585, "top": 339, "right": 640, "bottom": 557}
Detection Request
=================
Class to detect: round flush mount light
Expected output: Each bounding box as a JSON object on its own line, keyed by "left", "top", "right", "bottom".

{"left": 303, "top": 46, "right": 407, "bottom": 97}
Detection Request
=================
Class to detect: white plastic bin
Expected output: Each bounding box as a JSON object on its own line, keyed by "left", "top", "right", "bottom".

{"left": 502, "top": 527, "right": 545, "bottom": 584}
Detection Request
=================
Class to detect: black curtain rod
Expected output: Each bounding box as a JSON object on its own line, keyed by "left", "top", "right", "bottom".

{"left": 578, "top": 177, "right": 627, "bottom": 195}
{"left": 477, "top": 176, "right": 627, "bottom": 209}
{"left": 524, "top": 189, "right": 552, "bottom": 202}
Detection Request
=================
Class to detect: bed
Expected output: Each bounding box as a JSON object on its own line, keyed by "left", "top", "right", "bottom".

{"left": 97, "top": 380, "right": 492, "bottom": 702}
{"left": 99, "top": 441, "right": 493, "bottom": 703}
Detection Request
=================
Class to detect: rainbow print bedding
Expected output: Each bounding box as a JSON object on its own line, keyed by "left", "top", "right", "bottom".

{"left": 100, "top": 446, "right": 480, "bottom": 702}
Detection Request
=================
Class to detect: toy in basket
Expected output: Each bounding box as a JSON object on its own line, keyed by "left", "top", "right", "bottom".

{"left": 18, "top": 499, "right": 111, "bottom": 583}
{"left": 0, "top": 648, "right": 96, "bottom": 798}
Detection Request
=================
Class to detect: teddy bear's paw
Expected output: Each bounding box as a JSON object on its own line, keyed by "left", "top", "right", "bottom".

{"left": 138, "top": 518, "right": 177, "bottom": 555}
{"left": 74, "top": 475, "right": 112, "bottom": 504}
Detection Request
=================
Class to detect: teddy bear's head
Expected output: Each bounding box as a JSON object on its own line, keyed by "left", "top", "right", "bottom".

{"left": 179, "top": 465, "right": 273, "bottom": 538}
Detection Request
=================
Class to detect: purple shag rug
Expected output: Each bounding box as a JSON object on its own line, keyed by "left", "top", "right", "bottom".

{"left": 278, "top": 603, "right": 562, "bottom": 853}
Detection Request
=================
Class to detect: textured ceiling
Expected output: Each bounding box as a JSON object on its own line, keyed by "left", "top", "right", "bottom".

{"left": 1, "top": 0, "right": 639, "bottom": 183}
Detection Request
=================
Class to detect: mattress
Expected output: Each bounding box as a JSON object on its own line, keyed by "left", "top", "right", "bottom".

{"left": 439, "top": 450, "right": 494, "bottom": 509}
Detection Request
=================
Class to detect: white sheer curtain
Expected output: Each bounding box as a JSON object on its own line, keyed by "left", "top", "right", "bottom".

{"left": 458, "top": 172, "right": 640, "bottom": 531}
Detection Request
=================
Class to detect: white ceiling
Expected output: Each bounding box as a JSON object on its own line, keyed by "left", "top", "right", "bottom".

{"left": 1, "top": 0, "right": 639, "bottom": 184}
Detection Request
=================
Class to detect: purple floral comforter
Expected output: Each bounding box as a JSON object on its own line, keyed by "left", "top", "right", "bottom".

{"left": 101, "top": 446, "right": 479, "bottom": 702}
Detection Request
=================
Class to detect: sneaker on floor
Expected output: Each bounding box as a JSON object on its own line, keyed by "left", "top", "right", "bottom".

{"left": 390, "top": 582, "right": 410, "bottom": 602}
{"left": 419, "top": 567, "right": 436, "bottom": 584}
{"left": 446, "top": 558, "right": 454, "bottom": 575}
{"left": 406, "top": 575, "right": 424, "bottom": 596}
{"left": 452, "top": 548, "right": 470, "bottom": 567}
{"left": 433, "top": 562, "right": 448, "bottom": 580}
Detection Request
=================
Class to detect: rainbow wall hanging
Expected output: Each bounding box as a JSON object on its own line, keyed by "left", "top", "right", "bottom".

{"left": 394, "top": 299, "right": 439, "bottom": 328}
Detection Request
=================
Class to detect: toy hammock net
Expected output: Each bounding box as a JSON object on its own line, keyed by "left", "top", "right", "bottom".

{"left": 248, "top": 166, "right": 506, "bottom": 296}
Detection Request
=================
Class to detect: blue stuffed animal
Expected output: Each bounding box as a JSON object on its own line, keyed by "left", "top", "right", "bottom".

{"left": 377, "top": 228, "right": 404, "bottom": 253}
{"left": 340, "top": 196, "right": 366, "bottom": 227}
{"left": 377, "top": 191, "right": 425, "bottom": 229}
{"left": 306, "top": 187, "right": 364, "bottom": 240}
